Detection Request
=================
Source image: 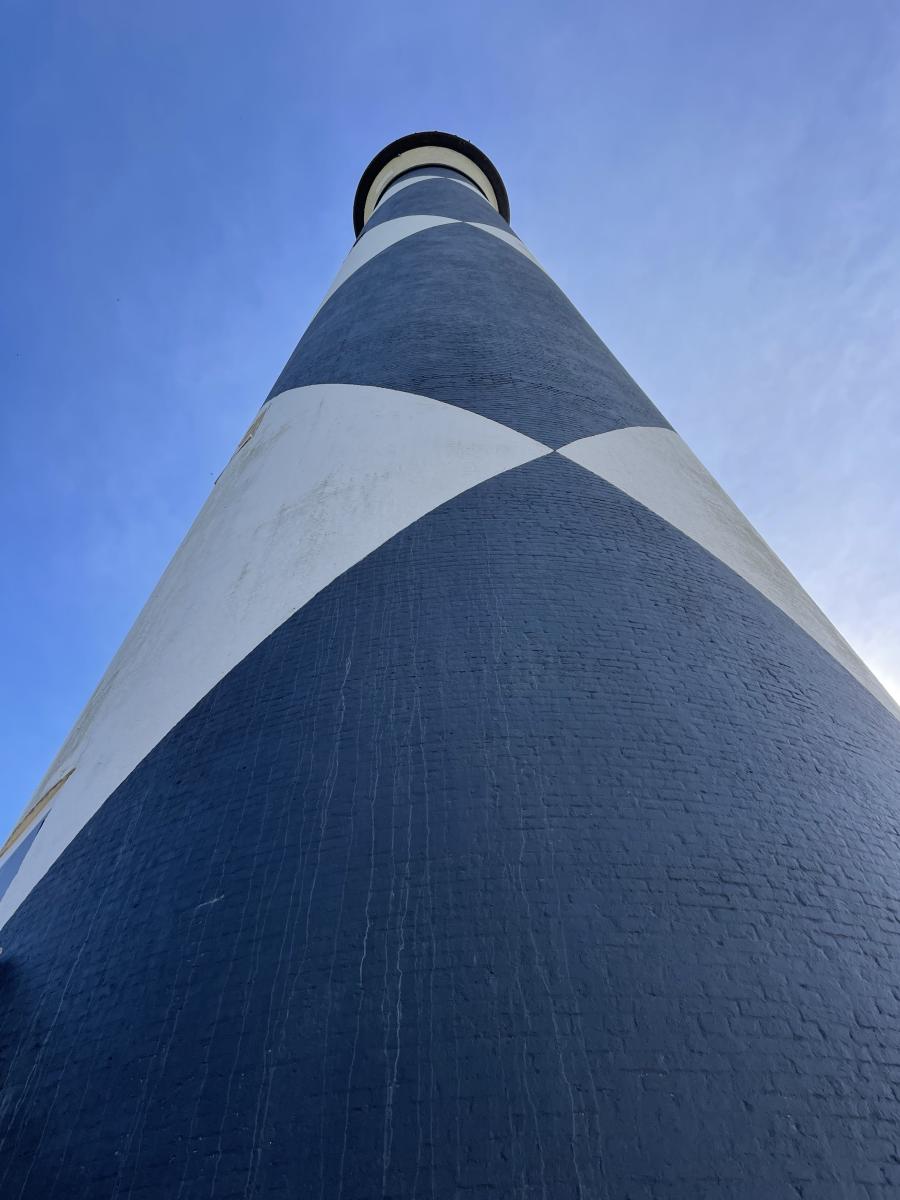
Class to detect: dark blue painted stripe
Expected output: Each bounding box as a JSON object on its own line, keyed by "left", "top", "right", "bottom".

{"left": 364, "top": 176, "right": 509, "bottom": 232}
{"left": 378, "top": 164, "right": 485, "bottom": 193}
{"left": 270, "top": 221, "right": 668, "bottom": 447}
{"left": 1, "top": 454, "right": 899, "bottom": 1197}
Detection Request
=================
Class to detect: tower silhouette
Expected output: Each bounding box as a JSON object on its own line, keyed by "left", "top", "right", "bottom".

{"left": 2, "top": 132, "right": 900, "bottom": 1198}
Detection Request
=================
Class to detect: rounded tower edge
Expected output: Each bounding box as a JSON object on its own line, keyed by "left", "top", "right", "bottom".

{"left": 353, "top": 130, "right": 510, "bottom": 235}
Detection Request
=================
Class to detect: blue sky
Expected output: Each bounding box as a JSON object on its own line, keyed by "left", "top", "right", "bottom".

{"left": 2, "top": 1, "right": 899, "bottom": 835}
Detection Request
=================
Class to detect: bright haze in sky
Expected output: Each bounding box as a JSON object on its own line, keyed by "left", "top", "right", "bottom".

{"left": 2, "top": 0, "right": 899, "bottom": 836}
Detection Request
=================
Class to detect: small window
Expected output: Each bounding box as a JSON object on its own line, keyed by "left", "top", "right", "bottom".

{"left": 235, "top": 409, "right": 267, "bottom": 453}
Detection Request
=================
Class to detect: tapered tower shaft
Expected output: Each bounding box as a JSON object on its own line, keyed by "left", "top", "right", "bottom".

{"left": 2, "top": 132, "right": 900, "bottom": 1198}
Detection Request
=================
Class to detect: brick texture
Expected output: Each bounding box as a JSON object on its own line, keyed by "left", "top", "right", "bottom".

{"left": 2, "top": 456, "right": 900, "bottom": 1198}
{"left": 268, "top": 191, "right": 666, "bottom": 449}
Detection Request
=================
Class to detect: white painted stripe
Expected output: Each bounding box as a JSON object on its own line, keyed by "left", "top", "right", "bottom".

{"left": 362, "top": 144, "right": 500, "bottom": 224}
{"left": 559, "top": 426, "right": 900, "bottom": 719}
{"left": 316, "top": 215, "right": 457, "bottom": 314}
{"left": 0, "top": 828, "right": 36, "bottom": 875}
{"left": 316, "top": 217, "right": 542, "bottom": 318}
{"left": 0, "top": 388, "right": 551, "bottom": 931}
{"left": 468, "top": 222, "right": 543, "bottom": 269}
{"left": 374, "top": 173, "right": 482, "bottom": 210}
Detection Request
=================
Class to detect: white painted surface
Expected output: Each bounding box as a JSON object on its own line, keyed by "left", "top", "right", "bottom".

{"left": 10, "top": 404, "right": 887, "bottom": 930}
{"left": 0, "top": 811, "right": 45, "bottom": 870}
{"left": 0, "top": 386, "right": 551, "bottom": 930}
{"left": 363, "top": 145, "right": 500, "bottom": 224}
{"left": 315, "top": 218, "right": 543, "bottom": 318}
{"left": 316, "top": 215, "right": 456, "bottom": 314}
{"left": 0, "top": 824, "right": 38, "bottom": 875}
{"left": 560, "top": 426, "right": 900, "bottom": 718}
{"left": 468, "top": 222, "right": 542, "bottom": 269}
{"left": 374, "top": 173, "right": 482, "bottom": 210}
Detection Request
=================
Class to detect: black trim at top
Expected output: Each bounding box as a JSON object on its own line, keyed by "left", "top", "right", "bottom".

{"left": 353, "top": 131, "right": 510, "bottom": 236}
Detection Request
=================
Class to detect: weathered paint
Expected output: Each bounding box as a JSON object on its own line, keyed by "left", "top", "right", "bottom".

{"left": 0, "top": 385, "right": 548, "bottom": 928}
{"left": 4, "top": 132, "right": 900, "bottom": 1200}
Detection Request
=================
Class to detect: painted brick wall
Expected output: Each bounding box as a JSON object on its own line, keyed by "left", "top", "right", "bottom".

{"left": 270, "top": 218, "right": 668, "bottom": 448}
{"left": 3, "top": 149, "right": 900, "bottom": 1199}
{"left": 2, "top": 457, "right": 900, "bottom": 1197}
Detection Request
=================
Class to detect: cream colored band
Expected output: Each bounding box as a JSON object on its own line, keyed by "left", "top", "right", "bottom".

{"left": 362, "top": 145, "right": 500, "bottom": 225}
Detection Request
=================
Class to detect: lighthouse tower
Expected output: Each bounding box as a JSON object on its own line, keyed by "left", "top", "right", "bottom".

{"left": 2, "top": 132, "right": 900, "bottom": 1198}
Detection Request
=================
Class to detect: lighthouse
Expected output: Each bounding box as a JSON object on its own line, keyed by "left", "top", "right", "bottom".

{"left": 2, "top": 131, "right": 900, "bottom": 1197}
